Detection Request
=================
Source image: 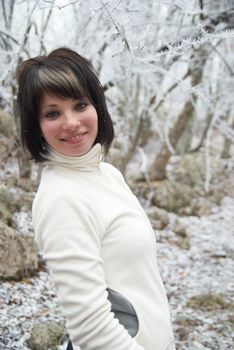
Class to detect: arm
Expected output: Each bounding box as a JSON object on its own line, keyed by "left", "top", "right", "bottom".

{"left": 34, "top": 193, "right": 144, "bottom": 350}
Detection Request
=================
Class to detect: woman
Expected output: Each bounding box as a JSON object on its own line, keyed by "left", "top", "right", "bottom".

{"left": 17, "top": 48, "right": 175, "bottom": 350}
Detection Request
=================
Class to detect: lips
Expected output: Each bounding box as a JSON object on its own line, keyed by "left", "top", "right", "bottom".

{"left": 60, "top": 132, "right": 87, "bottom": 144}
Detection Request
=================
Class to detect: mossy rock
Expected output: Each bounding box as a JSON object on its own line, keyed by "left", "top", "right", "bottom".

{"left": 175, "top": 326, "right": 190, "bottom": 341}
{"left": 176, "top": 236, "right": 190, "bottom": 250}
{"left": 146, "top": 206, "right": 169, "bottom": 230}
{"left": 175, "top": 315, "right": 202, "bottom": 341}
{"left": 228, "top": 314, "right": 234, "bottom": 325}
{"left": 131, "top": 181, "right": 149, "bottom": 199}
{"left": 0, "top": 221, "right": 39, "bottom": 281}
{"left": 17, "top": 177, "right": 38, "bottom": 193}
{"left": 187, "top": 293, "right": 233, "bottom": 311}
{"left": 152, "top": 180, "right": 193, "bottom": 213}
{"left": 27, "top": 321, "right": 65, "bottom": 350}
{"left": 176, "top": 315, "right": 202, "bottom": 327}
{"left": 0, "top": 135, "right": 11, "bottom": 160}
{"left": 0, "top": 185, "right": 21, "bottom": 227}
{"left": 0, "top": 202, "right": 15, "bottom": 227}
{"left": 0, "top": 185, "right": 20, "bottom": 213}
{"left": 0, "top": 109, "right": 15, "bottom": 138}
{"left": 171, "top": 152, "right": 206, "bottom": 187}
{"left": 174, "top": 221, "right": 187, "bottom": 238}
{"left": 132, "top": 179, "right": 194, "bottom": 214}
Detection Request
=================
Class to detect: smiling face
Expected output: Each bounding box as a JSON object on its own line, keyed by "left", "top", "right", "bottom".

{"left": 39, "top": 93, "right": 98, "bottom": 157}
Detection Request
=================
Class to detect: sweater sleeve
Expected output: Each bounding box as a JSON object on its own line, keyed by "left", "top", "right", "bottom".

{"left": 33, "top": 192, "right": 144, "bottom": 350}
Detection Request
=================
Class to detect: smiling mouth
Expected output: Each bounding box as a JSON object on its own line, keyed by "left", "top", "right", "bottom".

{"left": 61, "top": 132, "right": 87, "bottom": 143}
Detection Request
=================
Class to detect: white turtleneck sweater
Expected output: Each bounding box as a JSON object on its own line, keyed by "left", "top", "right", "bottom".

{"left": 32, "top": 144, "right": 175, "bottom": 350}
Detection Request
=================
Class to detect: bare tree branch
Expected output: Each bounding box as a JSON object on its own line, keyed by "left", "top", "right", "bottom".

{"left": 1, "top": 0, "right": 8, "bottom": 29}
{"left": 101, "top": 0, "right": 131, "bottom": 53}
{"left": 0, "top": 30, "right": 19, "bottom": 45}
{"left": 0, "top": 0, "right": 40, "bottom": 84}
{"left": 39, "top": 2, "right": 54, "bottom": 54}
{"left": 156, "top": 71, "right": 190, "bottom": 112}
{"left": 210, "top": 43, "right": 234, "bottom": 76}
{"left": 8, "top": 0, "right": 16, "bottom": 32}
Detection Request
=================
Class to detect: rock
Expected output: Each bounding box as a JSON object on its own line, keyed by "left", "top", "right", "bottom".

{"left": 175, "top": 316, "right": 202, "bottom": 342}
{"left": 131, "top": 181, "right": 149, "bottom": 199}
{"left": 176, "top": 326, "right": 190, "bottom": 341}
{"left": 27, "top": 321, "right": 65, "bottom": 350}
{"left": 0, "top": 221, "right": 39, "bottom": 281}
{"left": 176, "top": 316, "right": 201, "bottom": 327}
{"left": 0, "top": 109, "right": 15, "bottom": 161}
{"left": 186, "top": 293, "right": 232, "bottom": 311}
{"left": 152, "top": 180, "right": 193, "bottom": 213}
{"left": 146, "top": 206, "right": 169, "bottom": 230}
{"left": 0, "top": 109, "right": 15, "bottom": 138}
{"left": 169, "top": 236, "right": 190, "bottom": 250}
{"left": 0, "top": 134, "right": 11, "bottom": 161}
{"left": 168, "top": 219, "right": 190, "bottom": 249}
{"left": 0, "top": 185, "right": 20, "bottom": 227}
{"left": 172, "top": 152, "right": 206, "bottom": 187}
{"left": 0, "top": 185, "right": 20, "bottom": 213}
{"left": 228, "top": 314, "right": 234, "bottom": 324}
{"left": 174, "top": 221, "right": 187, "bottom": 238}
{"left": 0, "top": 184, "right": 34, "bottom": 226}
{"left": 177, "top": 236, "right": 190, "bottom": 250}
{"left": 0, "top": 201, "right": 14, "bottom": 227}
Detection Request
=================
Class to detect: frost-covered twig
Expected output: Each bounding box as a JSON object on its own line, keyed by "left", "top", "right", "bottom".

{"left": 137, "top": 146, "right": 148, "bottom": 174}
{"left": 138, "top": 27, "right": 234, "bottom": 62}
{"left": 101, "top": 0, "right": 131, "bottom": 52}
{"left": 204, "top": 108, "right": 220, "bottom": 192}
{"left": 38, "top": 2, "right": 54, "bottom": 54}
{"left": 153, "top": 0, "right": 204, "bottom": 15}
{"left": 0, "top": 30, "right": 19, "bottom": 46}
{"left": 204, "top": 110, "right": 234, "bottom": 192}
{"left": 40, "top": 0, "right": 80, "bottom": 10}
{"left": 1, "top": 0, "right": 15, "bottom": 30}
{"left": 153, "top": 70, "right": 190, "bottom": 113}
{"left": 210, "top": 43, "right": 234, "bottom": 76}
{"left": 164, "top": 110, "right": 175, "bottom": 155}
{"left": 135, "top": 62, "right": 212, "bottom": 106}
{"left": 215, "top": 119, "right": 234, "bottom": 142}
{"left": 0, "top": 0, "right": 40, "bottom": 85}
{"left": 137, "top": 146, "right": 155, "bottom": 208}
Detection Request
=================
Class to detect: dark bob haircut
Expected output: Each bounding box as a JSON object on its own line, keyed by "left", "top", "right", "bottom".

{"left": 17, "top": 47, "right": 114, "bottom": 162}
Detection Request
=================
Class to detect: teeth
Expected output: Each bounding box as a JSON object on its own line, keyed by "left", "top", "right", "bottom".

{"left": 62, "top": 133, "right": 85, "bottom": 142}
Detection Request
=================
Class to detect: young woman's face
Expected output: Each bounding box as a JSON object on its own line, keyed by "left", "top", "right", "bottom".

{"left": 39, "top": 93, "right": 98, "bottom": 157}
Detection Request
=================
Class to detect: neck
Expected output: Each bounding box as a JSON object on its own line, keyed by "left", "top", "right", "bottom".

{"left": 46, "top": 143, "right": 103, "bottom": 171}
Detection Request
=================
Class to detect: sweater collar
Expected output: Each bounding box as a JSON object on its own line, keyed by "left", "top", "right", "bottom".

{"left": 46, "top": 143, "right": 103, "bottom": 171}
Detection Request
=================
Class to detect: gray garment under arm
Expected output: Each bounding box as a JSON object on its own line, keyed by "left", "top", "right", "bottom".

{"left": 107, "top": 288, "right": 139, "bottom": 337}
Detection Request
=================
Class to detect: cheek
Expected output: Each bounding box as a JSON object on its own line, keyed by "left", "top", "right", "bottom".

{"left": 40, "top": 121, "right": 58, "bottom": 139}
{"left": 86, "top": 110, "right": 98, "bottom": 133}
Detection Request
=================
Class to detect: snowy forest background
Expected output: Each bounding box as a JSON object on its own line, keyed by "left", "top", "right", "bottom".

{"left": 0, "top": 0, "right": 234, "bottom": 349}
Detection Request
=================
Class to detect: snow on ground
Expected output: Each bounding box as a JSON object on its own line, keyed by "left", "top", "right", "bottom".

{"left": 0, "top": 197, "right": 233, "bottom": 349}
{"left": 158, "top": 196, "right": 234, "bottom": 350}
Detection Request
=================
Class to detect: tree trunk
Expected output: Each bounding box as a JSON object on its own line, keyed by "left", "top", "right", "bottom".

{"left": 148, "top": 47, "right": 208, "bottom": 180}
{"left": 12, "top": 83, "right": 32, "bottom": 178}
{"left": 221, "top": 115, "right": 234, "bottom": 159}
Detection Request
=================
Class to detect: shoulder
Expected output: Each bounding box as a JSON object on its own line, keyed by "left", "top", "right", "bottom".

{"left": 100, "top": 161, "right": 126, "bottom": 183}
{"left": 32, "top": 171, "right": 99, "bottom": 249}
{"left": 100, "top": 161, "right": 133, "bottom": 195}
{"left": 32, "top": 166, "right": 89, "bottom": 221}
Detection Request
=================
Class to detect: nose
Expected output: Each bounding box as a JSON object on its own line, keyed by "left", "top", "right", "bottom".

{"left": 62, "top": 112, "right": 80, "bottom": 131}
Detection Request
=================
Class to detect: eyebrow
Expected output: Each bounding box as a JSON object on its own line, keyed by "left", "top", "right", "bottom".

{"left": 41, "top": 104, "right": 58, "bottom": 111}
{"left": 41, "top": 98, "right": 86, "bottom": 111}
